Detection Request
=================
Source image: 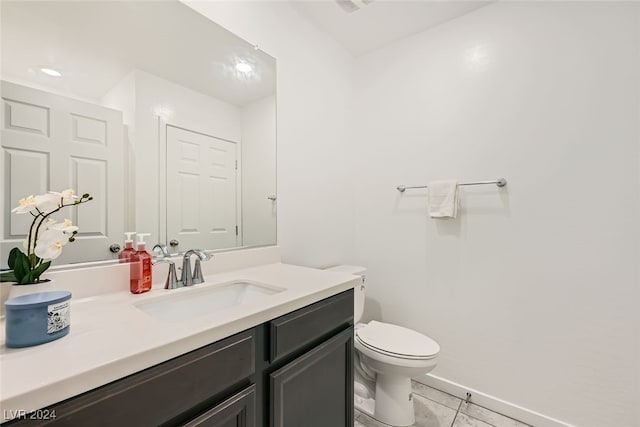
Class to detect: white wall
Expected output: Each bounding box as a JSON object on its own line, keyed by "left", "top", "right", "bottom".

{"left": 241, "top": 95, "right": 276, "bottom": 247}
{"left": 185, "top": 2, "right": 640, "bottom": 425}
{"left": 352, "top": 3, "right": 640, "bottom": 427}
{"left": 184, "top": 1, "right": 355, "bottom": 267}
{"left": 101, "top": 71, "right": 136, "bottom": 232}
{"left": 134, "top": 70, "right": 241, "bottom": 143}
{"left": 101, "top": 72, "right": 136, "bottom": 130}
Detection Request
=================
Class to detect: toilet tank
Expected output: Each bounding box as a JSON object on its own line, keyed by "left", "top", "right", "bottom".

{"left": 324, "top": 265, "right": 366, "bottom": 323}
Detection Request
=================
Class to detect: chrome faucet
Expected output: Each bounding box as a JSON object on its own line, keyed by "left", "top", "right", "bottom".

{"left": 152, "top": 243, "right": 170, "bottom": 258}
{"left": 180, "top": 249, "right": 212, "bottom": 286}
{"left": 152, "top": 258, "right": 181, "bottom": 289}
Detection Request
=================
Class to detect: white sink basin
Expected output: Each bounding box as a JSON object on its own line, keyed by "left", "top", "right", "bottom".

{"left": 134, "top": 280, "right": 285, "bottom": 322}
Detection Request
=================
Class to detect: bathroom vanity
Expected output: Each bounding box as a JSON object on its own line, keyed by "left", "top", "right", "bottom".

{"left": 5, "top": 290, "right": 353, "bottom": 427}
{"left": 0, "top": 249, "right": 357, "bottom": 427}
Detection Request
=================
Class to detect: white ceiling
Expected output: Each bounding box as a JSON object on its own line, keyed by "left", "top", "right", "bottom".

{"left": 291, "top": 0, "right": 491, "bottom": 57}
{"left": 1, "top": 1, "right": 275, "bottom": 106}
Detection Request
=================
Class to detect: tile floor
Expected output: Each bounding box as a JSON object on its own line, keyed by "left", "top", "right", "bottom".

{"left": 355, "top": 381, "right": 532, "bottom": 427}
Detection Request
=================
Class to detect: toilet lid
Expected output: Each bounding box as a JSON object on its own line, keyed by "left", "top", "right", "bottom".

{"left": 356, "top": 321, "right": 440, "bottom": 359}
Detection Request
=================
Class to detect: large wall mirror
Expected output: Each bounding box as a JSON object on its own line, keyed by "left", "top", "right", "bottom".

{"left": 0, "top": 1, "right": 277, "bottom": 267}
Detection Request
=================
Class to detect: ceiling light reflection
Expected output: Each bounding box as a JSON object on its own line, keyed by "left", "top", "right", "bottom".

{"left": 464, "top": 43, "right": 490, "bottom": 71}
{"left": 40, "top": 67, "right": 62, "bottom": 77}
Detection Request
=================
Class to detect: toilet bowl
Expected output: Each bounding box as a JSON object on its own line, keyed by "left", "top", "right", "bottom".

{"left": 325, "top": 266, "right": 440, "bottom": 427}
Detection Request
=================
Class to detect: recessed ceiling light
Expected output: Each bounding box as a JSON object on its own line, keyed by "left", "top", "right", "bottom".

{"left": 235, "top": 62, "right": 253, "bottom": 73}
{"left": 40, "top": 67, "right": 62, "bottom": 77}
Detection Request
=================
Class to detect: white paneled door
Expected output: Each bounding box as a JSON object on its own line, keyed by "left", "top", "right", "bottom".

{"left": 1, "top": 81, "right": 124, "bottom": 265}
{"left": 166, "top": 125, "right": 238, "bottom": 252}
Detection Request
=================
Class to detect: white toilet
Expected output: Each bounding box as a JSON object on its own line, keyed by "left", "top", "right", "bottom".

{"left": 326, "top": 266, "right": 440, "bottom": 427}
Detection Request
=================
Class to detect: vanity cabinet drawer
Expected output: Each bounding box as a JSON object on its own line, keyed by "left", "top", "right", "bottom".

{"left": 14, "top": 330, "right": 255, "bottom": 426}
{"left": 269, "top": 289, "right": 353, "bottom": 363}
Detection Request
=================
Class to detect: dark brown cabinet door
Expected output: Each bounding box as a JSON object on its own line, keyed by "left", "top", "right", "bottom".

{"left": 269, "top": 327, "right": 354, "bottom": 427}
{"left": 183, "top": 385, "right": 256, "bottom": 427}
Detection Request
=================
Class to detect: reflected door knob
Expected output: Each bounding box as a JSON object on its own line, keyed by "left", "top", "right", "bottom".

{"left": 109, "top": 244, "right": 121, "bottom": 253}
{"left": 169, "top": 239, "right": 179, "bottom": 247}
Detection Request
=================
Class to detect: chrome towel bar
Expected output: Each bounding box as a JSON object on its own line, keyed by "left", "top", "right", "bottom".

{"left": 396, "top": 178, "right": 507, "bottom": 193}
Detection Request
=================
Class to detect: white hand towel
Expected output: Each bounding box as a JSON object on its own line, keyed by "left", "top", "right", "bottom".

{"left": 428, "top": 180, "right": 459, "bottom": 218}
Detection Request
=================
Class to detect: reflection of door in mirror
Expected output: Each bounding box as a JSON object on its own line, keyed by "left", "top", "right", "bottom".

{"left": 1, "top": 81, "right": 124, "bottom": 265}
{"left": 166, "top": 126, "right": 238, "bottom": 252}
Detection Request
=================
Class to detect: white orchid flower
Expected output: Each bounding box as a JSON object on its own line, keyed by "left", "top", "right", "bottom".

{"left": 40, "top": 218, "right": 56, "bottom": 229}
{"left": 22, "top": 219, "right": 57, "bottom": 253}
{"left": 34, "top": 229, "right": 69, "bottom": 260}
{"left": 9, "top": 188, "right": 92, "bottom": 284}
{"left": 11, "top": 195, "right": 38, "bottom": 214}
{"left": 50, "top": 219, "right": 79, "bottom": 234}
{"left": 35, "top": 193, "right": 61, "bottom": 214}
{"left": 49, "top": 188, "right": 79, "bottom": 204}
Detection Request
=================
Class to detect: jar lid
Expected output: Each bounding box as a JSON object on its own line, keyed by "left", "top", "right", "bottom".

{"left": 5, "top": 291, "right": 72, "bottom": 310}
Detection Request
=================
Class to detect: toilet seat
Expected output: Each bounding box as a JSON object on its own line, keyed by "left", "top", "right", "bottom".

{"left": 356, "top": 321, "right": 440, "bottom": 360}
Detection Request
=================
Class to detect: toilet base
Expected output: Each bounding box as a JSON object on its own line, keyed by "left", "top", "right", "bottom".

{"left": 354, "top": 376, "right": 415, "bottom": 427}
{"left": 374, "top": 374, "right": 415, "bottom": 426}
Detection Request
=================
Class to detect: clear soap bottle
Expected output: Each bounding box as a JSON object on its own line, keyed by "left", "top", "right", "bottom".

{"left": 131, "top": 233, "right": 152, "bottom": 294}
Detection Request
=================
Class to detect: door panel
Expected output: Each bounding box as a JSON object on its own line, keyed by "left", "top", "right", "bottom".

{"left": 1, "top": 81, "right": 124, "bottom": 265}
{"left": 166, "top": 125, "right": 238, "bottom": 251}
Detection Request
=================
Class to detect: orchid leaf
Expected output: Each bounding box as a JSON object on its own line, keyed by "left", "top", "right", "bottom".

{"left": 8, "top": 247, "right": 20, "bottom": 269}
{"left": 0, "top": 270, "right": 17, "bottom": 282}
{"left": 13, "top": 251, "right": 29, "bottom": 283}
{"left": 31, "top": 261, "right": 51, "bottom": 282}
{"left": 20, "top": 271, "right": 35, "bottom": 285}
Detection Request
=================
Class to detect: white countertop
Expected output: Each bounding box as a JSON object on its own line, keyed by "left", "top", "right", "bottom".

{"left": 0, "top": 258, "right": 358, "bottom": 418}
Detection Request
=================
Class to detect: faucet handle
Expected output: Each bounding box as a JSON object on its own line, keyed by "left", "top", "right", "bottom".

{"left": 153, "top": 259, "right": 181, "bottom": 289}
{"left": 165, "top": 262, "right": 181, "bottom": 289}
{"left": 181, "top": 260, "right": 193, "bottom": 287}
{"left": 192, "top": 252, "right": 213, "bottom": 285}
{"left": 192, "top": 258, "right": 206, "bottom": 284}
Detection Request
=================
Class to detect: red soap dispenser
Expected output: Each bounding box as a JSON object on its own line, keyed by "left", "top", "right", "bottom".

{"left": 119, "top": 232, "right": 136, "bottom": 263}
{"left": 130, "top": 233, "right": 152, "bottom": 294}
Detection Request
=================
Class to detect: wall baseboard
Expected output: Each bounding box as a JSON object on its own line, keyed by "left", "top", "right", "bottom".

{"left": 414, "top": 374, "right": 576, "bottom": 427}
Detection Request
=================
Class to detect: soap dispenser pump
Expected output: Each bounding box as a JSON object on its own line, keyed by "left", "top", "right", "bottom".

{"left": 119, "top": 232, "right": 136, "bottom": 263}
{"left": 131, "top": 233, "right": 152, "bottom": 294}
